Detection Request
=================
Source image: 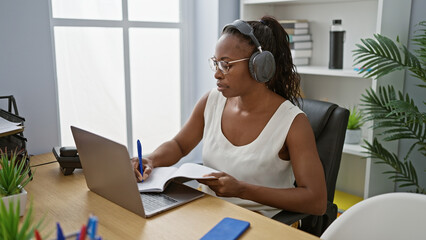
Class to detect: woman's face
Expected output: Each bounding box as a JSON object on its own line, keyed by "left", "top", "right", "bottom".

{"left": 213, "top": 33, "right": 257, "bottom": 98}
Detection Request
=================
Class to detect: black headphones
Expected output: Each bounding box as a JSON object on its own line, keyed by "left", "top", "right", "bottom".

{"left": 222, "top": 19, "right": 276, "bottom": 83}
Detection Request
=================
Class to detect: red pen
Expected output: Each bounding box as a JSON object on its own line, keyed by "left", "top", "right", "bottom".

{"left": 34, "top": 229, "right": 42, "bottom": 240}
{"left": 79, "top": 225, "right": 87, "bottom": 240}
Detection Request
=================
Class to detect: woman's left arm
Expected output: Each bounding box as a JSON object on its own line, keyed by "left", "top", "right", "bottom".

{"left": 200, "top": 113, "right": 327, "bottom": 215}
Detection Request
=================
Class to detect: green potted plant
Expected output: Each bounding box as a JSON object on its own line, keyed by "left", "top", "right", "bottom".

{"left": 345, "top": 106, "right": 364, "bottom": 144}
{"left": 353, "top": 21, "right": 425, "bottom": 193}
{"left": 0, "top": 199, "right": 45, "bottom": 240}
{"left": 0, "top": 149, "right": 33, "bottom": 216}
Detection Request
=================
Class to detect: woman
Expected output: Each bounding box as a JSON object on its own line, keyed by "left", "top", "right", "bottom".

{"left": 133, "top": 16, "right": 326, "bottom": 218}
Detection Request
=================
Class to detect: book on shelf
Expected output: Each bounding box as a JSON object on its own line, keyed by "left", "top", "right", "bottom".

{"left": 291, "top": 49, "right": 312, "bottom": 58}
{"left": 334, "top": 190, "right": 363, "bottom": 214}
{"left": 279, "top": 19, "right": 309, "bottom": 29}
{"left": 137, "top": 163, "right": 219, "bottom": 193}
{"left": 289, "top": 34, "right": 311, "bottom": 43}
{"left": 290, "top": 41, "right": 312, "bottom": 50}
{"left": 282, "top": 19, "right": 313, "bottom": 66}
{"left": 292, "top": 57, "right": 309, "bottom": 66}
{"left": 284, "top": 28, "right": 309, "bottom": 35}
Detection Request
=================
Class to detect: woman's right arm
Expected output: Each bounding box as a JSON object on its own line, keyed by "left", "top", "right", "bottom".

{"left": 133, "top": 92, "right": 210, "bottom": 181}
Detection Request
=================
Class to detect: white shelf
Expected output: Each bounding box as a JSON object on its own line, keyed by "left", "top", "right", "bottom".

{"left": 241, "top": 0, "right": 411, "bottom": 199}
{"left": 296, "top": 66, "right": 365, "bottom": 78}
{"left": 243, "top": 0, "right": 371, "bottom": 5}
{"left": 243, "top": 0, "right": 295, "bottom": 4}
{"left": 343, "top": 143, "right": 367, "bottom": 157}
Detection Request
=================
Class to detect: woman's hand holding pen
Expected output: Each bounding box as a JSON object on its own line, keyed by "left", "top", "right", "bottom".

{"left": 131, "top": 157, "right": 153, "bottom": 182}
{"left": 198, "top": 172, "right": 246, "bottom": 198}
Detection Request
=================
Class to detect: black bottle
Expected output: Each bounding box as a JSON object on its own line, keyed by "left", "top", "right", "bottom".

{"left": 329, "top": 19, "right": 345, "bottom": 69}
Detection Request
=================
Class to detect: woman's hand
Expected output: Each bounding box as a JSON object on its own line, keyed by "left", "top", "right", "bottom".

{"left": 198, "top": 172, "right": 246, "bottom": 198}
{"left": 131, "top": 157, "right": 153, "bottom": 182}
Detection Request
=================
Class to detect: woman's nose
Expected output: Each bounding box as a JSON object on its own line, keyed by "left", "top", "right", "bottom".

{"left": 214, "top": 68, "right": 224, "bottom": 79}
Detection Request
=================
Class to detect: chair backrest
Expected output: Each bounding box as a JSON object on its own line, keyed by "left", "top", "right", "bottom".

{"left": 321, "top": 192, "right": 426, "bottom": 240}
{"left": 300, "top": 98, "right": 349, "bottom": 203}
{"left": 298, "top": 98, "right": 349, "bottom": 236}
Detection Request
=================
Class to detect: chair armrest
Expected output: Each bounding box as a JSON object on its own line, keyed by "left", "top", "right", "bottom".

{"left": 272, "top": 210, "right": 309, "bottom": 225}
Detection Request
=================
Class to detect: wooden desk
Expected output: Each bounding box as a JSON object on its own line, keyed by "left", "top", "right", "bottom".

{"left": 26, "top": 153, "right": 318, "bottom": 240}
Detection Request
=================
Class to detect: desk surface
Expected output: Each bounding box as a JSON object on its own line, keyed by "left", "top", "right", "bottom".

{"left": 26, "top": 153, "right": 318, "bottom": 240}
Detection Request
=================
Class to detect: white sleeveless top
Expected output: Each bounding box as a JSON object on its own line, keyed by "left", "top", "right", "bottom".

{"left": 200, "top": 89, "right": 304, "bottom": 218}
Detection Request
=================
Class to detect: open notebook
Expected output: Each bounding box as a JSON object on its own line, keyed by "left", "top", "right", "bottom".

{"left": 138, "top": 163, "right": 219, "bottom": 192}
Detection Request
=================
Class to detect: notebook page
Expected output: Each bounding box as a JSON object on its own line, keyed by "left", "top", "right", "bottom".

{"left": 170, "top": 163, "right": 219, "bottom": 180}
{"left": 137, "top": 167, "right": 177, "bottom": 192}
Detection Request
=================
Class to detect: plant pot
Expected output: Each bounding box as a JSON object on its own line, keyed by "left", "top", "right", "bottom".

{"left": 345, "top": 129, "right": 362, "bottom": 144}
{"left": 1, "top": 188, "right": 27, "bottom": 216}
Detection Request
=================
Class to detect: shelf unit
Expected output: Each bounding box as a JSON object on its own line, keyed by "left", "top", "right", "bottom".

{"left": 240, "top": 0, "right": 412, "bottom": 199}
{"left": 297, "top": 66, "right": 360, "bottom": 78}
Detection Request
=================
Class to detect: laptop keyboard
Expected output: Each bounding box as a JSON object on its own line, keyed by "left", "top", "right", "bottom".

{"left": 141, "top": 193, "right": 178, "bottom": 213}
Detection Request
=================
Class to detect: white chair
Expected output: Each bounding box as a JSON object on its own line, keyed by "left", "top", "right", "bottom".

{"left": 320, "top": 192, "right": 426, "bottom": 240}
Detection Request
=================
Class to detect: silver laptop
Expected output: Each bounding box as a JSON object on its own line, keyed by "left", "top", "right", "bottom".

{"left": 71, "top": 126, "right": 204, "bottom": 218}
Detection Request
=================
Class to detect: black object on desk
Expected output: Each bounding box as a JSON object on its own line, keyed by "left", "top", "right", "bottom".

{"left": 0, "top": 95, "right": 31, "bottom": 178}
{"left": 52, "top": 146, "right": 81, "bottom": 175}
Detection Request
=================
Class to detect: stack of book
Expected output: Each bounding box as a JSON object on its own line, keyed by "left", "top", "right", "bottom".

{"left": 279, "top": 19, "right": 312, "bottom": 66}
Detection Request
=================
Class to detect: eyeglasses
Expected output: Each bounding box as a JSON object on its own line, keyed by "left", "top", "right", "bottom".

{"left": 208, "top": 57, "right": 249, "bottom": 74}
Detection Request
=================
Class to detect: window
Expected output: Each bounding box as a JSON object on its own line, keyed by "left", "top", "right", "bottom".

{"left": 51, "top": 0, "right": 187, "bottom": 155}
{"left": 129, "top": 28, "right": 181, "bottom": 153}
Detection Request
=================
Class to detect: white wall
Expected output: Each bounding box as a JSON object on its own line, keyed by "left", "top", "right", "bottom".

{"left": 193, "top": 0, "right": 219, "bottom": 101}
{"left": 0, "top": 0, "right": 59, "bottom": 155}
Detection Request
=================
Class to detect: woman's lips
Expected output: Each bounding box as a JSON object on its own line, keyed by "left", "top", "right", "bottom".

{"left": 217, "top": 83, "right": 227, "bottom": 91}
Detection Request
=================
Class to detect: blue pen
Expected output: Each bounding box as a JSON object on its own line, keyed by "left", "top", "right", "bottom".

{"left": 137, "top": 139, "right": 143, "bottom": 182}
{"left": 57, "top": 222, "right": 65, "bottom": 240}
{"left": 90, "top": 216, "right": 98, "bottom": 240}
{"left": 86, "top": 215, "right": 95, "bottom": 239}
{"left": 86, "top": 215, "right": 93, "bottom": 235}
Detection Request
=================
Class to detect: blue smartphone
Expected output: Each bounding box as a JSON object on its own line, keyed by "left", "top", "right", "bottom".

{"left": 200, "top": 217, "right": 250, "bottom": 240}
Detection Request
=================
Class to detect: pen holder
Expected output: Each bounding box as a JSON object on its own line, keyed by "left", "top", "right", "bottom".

{"left": 52, "top": 215, "right": 102, "bottom": 240}
{"left": 52, "top": 230, "right": 102, "bottom": 240}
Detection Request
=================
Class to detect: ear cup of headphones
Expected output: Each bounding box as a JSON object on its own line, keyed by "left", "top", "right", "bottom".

{"left": 248, "top": 51, "right": 276, "bottom": 83}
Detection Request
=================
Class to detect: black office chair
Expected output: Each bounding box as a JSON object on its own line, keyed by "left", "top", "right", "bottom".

{"left": 272, "top": 98, "right": 349, "bottom": 237}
